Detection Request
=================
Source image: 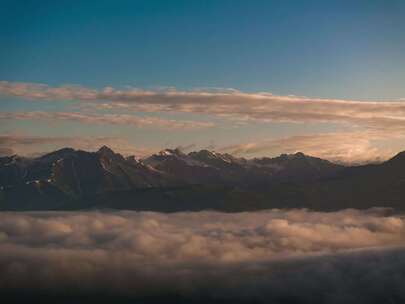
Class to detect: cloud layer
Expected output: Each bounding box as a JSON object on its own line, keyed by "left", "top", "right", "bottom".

{"left": 0, "top": 111, "right": 214, "bottom": 130}
{"left": 0, "top": 209, "right": 405, "bottom": 303}
{"left": 1, "top": 81, "right": 405, "bottom": 163}
{"left": 0, "top": 134, "right": 156, "bottom": 157}
{"left": 2, "top": 81, "right": 405, "bottom": 133}
{"left": 220, "top": 131, "right": 396, "bottom": 164}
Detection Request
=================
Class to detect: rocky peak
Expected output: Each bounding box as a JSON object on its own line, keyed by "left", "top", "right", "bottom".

{"left": 157, "top": 148, "right": 185, "bottom": 157}
{"left": 97, "top": 145, "right": 115, "bottom": 156}
{"left": 293, "top": 152, "right": 306, "bottom": 158}
{"left": 385, "top": 151, "right": 405, "bottom": 165}
{"left": 38, "top": 148, "right": 76, "bottom": 163}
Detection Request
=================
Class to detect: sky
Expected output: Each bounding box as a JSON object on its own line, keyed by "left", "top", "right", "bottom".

{"left": 0, "top": 0, "right": 405, "bottom": 163}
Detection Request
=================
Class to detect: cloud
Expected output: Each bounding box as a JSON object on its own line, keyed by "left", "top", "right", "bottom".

{"left": 0, "top": 134, "right": 157, "bottom": 157}
{"left": 0, "top": 81, "right": 98, "bottom": 101}
{"left": 0, "top": 209, "right": 404, "bottom": 303}
{"left": 0, "top": 111, "right": 215, "bottom": 130}
{"left": 0, "top": 130, "right": 398, "bottom": 164}
{"left": 220, "top": 131, "right": 397, "bottom": 164}
{"left": 2, "top": 81, "right": 405, "bottom": 134}
{"left": 2, "top": 81, "right": 405, "bottom": 163}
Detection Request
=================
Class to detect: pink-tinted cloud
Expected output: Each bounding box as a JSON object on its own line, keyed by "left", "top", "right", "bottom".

{"left": 1, "top": 81, "right": 405, "bottom": 133}
{"left": 2, "top": 81, "right": 405, "bottom": 162}
{"left": 0, "top": 209, "right": 405, "bottom": 303}
{"left": 0, "top": 111, "right": 214, "bottom": 130}
{"left": 220, "top": 131, "right": 397, "bottom": 164}
{"left": 0, "top": 134, "right": 157, "bottom": 157}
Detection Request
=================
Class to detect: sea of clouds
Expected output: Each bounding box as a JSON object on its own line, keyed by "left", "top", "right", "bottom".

{"left": 1, "top": 208, "right": 405, "bottom": 303}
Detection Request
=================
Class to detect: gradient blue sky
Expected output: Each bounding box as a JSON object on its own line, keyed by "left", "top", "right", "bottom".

{"left": 1, "top": 0, "right": 405, "bottom": 162}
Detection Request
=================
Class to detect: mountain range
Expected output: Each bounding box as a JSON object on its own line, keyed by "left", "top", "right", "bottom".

{"left": 1, "top": 146, "right": 404, "bottom": 212}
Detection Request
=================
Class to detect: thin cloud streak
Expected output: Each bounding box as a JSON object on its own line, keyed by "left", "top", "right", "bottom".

{"left": 0, "top": 111, "right": 215, "bottom": 130}
{"left": 220, "top": 131, "right": 397, "bottom": 164}
{"left": 2, "top": 81, "right": 405, "bottom": 163}
{"left": 0, "top": 131, "right": 398, "bottom": 164}
{"left": 1, "top": 81, "right": 405, "bottom": 133}
{"left": 0, "top": 134, "right": 157, "bottom": 157}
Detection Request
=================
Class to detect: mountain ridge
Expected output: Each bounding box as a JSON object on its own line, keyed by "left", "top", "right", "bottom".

{"left": 0, "top": 146, "right": 404, "bottom": 212}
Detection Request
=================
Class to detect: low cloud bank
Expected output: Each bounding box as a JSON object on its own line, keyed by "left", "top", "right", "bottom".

{"left": 1, "top": 209, "right": 405, "bottom": 303}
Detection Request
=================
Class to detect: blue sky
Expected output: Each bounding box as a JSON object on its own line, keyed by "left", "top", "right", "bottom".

{"left": 0, "top": 0, "right": 405, "bottom": 162}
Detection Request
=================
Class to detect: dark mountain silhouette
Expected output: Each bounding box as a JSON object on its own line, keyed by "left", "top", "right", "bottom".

{"left": 0, "top": 146, "right": 404, "bottom": 212}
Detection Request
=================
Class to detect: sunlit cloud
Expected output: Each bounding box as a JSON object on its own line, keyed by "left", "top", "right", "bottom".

{"left": 220, "top": 131, "right": 397, "bottom": 164}
{"left": 0, "top": 134, "right": 157, "bottom": 157}
{"left": 0, "top": 111, "right": 214, "bottom": 130}
{"left": 0, "top": 209, "right": 404, "bottom": 302}
{"left": 2, "top": 81, "right": 405, "bottom": 162}
{"left": 1, "top": 81, "right": 405, "bottom": 133}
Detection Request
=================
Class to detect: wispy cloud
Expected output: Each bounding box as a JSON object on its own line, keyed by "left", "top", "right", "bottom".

{"left": 220, "top": 131, "right": 396, "bottom": 164}
{"left": 1, "top": 81, "right": 405, "bottom": 133}
{"left": 2, "top": 81, "right": 405, "bottom": 162}
{"left": 0, "top": 111, "right": 215, "bottom": 130}
{"left": 0, "top": 134, "right": 157, "bottom": 157}
{"left": 0, "top": 131, "right": 394, "bottom": 164}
